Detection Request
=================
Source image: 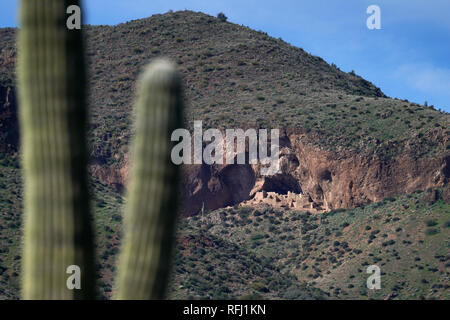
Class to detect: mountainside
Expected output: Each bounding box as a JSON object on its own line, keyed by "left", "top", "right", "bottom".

{"left": 1, "top": 11, "right": 449, "bottom": 215}
{"left": 174, "top": 188, "right": 449, "bottom": 300}
{"left": 0, "top": 10, "right": 449, "bottom": 299}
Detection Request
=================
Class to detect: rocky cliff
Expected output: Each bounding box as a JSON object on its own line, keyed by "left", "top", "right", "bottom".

{"left": 90, "top": 128, "right": 449, "bottom": 216}
{"left": 1, "top": 11, "right": 449, "bottom": 217}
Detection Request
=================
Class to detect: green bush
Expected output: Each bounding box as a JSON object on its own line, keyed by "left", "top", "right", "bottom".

{"left": 425, "top": 219, "right": 438, "bottom": 227}
{"left": 425, "top": 228, "right": 439, "bottom": 236}
{"left": 251, "top": 282, "right": 269, "bottom": 293}
{"left": 217, "top": 12, "right": 227, "bottom": 22}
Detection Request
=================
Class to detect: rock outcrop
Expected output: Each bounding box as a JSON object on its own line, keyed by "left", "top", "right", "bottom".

{"left": 90, "top": 129, "right": 449, "bottom": 216}
{"left": 280, "top": 131, "right": 449, "bottom": 211}
{"left": 2, "top": 86, "right": 448, "bottom": 216}
{"left": 179, "top": 163, "right": 256, "bottom": 216}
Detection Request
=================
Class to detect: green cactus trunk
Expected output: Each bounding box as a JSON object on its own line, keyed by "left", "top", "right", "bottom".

{"left": 115, "top": 59, "right": 183, "bottom": 299}
{"left": 18, "top": 0, "right": 95, "bottom": 299}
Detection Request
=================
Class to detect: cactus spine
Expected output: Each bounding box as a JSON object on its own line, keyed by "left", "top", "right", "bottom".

{"left": 115, "top": 59, "right": 183, "bottom": 299}
{"left": 18, "top": 0, "right": 95, "bottom": 299}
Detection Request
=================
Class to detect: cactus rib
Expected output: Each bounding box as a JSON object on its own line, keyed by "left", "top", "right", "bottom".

{"left": 18, "top": 0, "right": 95, "bottom": 299}
{"left": 115, "top": 59, "right": 183, "bottom": 300}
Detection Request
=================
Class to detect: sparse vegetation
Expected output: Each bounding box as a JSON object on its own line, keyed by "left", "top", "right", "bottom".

{"left": 0, "top": 10, "right": 448, "bottom": 300}
{"left": 217, "top": 12, "right": 228, "bottom": 22}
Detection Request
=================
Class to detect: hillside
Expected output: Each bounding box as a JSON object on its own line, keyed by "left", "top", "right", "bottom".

{"left": 175, "top": 189, "right": 449, "bottom": 300}
{"left": 0, "top": 10, "right": 449, "bottom": 299}
{"left": 1, "top": 11, "right": 448, "bottom": 157}
{"left": 2, "top": 11, "right": 448, "bottom": 216}
{"left": 0, "top": 157, "right": 327, "bottom": 300}
{"left": 0, "top": 156, "right": 448, "bottom": 299}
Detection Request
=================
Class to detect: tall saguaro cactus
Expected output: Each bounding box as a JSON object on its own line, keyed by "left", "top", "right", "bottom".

{"left": 115, "top": 59, "right": 183, "bottom": 299}
{"left": 18, "top": 0, "right": 95, "bottom": 299}
{"left": 18, "top": 0, "right": 183, "bottom": 300}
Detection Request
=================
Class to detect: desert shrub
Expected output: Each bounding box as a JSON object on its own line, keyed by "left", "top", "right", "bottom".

{"left": 240, "top": 293, "right": 262, "bottom": 300}
{"left": 253, "top": 210, "right": 262, "bottom": 217}
{"left": 382, "top": 240, "right": 395, "bottom": 247}
{"left": 251, "top": 282, "right": 268, "bottom": 292}
{"left": 217, "top": 12, "right": 227, "bottom": 22}
{"left": 250, "top": 233, "right": 264, "bottom": 241}
{"left": 425, "top": 228, "right": 439, "bottom": 236}
{"left": 329, "top": 208, "right": 346, "bottom": 215}
{"left": 425, "top": 219, "right": 438, "bottom": 227}
{"left": 111, "top": 214, "right": 122, "bottom": 222}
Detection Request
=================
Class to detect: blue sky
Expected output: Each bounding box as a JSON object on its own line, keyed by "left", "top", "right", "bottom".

{"left": 1, "top": 0, "right": 449, "bottom": 112}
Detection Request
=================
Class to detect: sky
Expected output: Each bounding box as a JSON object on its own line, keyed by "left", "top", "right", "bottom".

{"left": 1, "top": 0, "right": 449, "bottom": 112}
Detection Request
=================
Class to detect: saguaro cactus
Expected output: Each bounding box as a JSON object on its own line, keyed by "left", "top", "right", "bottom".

{"left": 115, "top": 59, "right": 183, "bottom": 299}
{"left": 18, "top": 0, "right": 95, "bottom": 299}
{"left": 18, "top": 0, "right": 183, "bottom": 300}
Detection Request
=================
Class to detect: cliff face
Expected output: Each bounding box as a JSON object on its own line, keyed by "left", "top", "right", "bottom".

{"left": 91, "top": 129, "right": 449, "bottom": 216}
{"left": 1, "top": 11, "right": 449, "bottom": 216}
{"left": 283, "top": 132, "right": 449, "bottom": 211}
{"left": 2, "top": 83, "right": 447, "bottom": 215}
